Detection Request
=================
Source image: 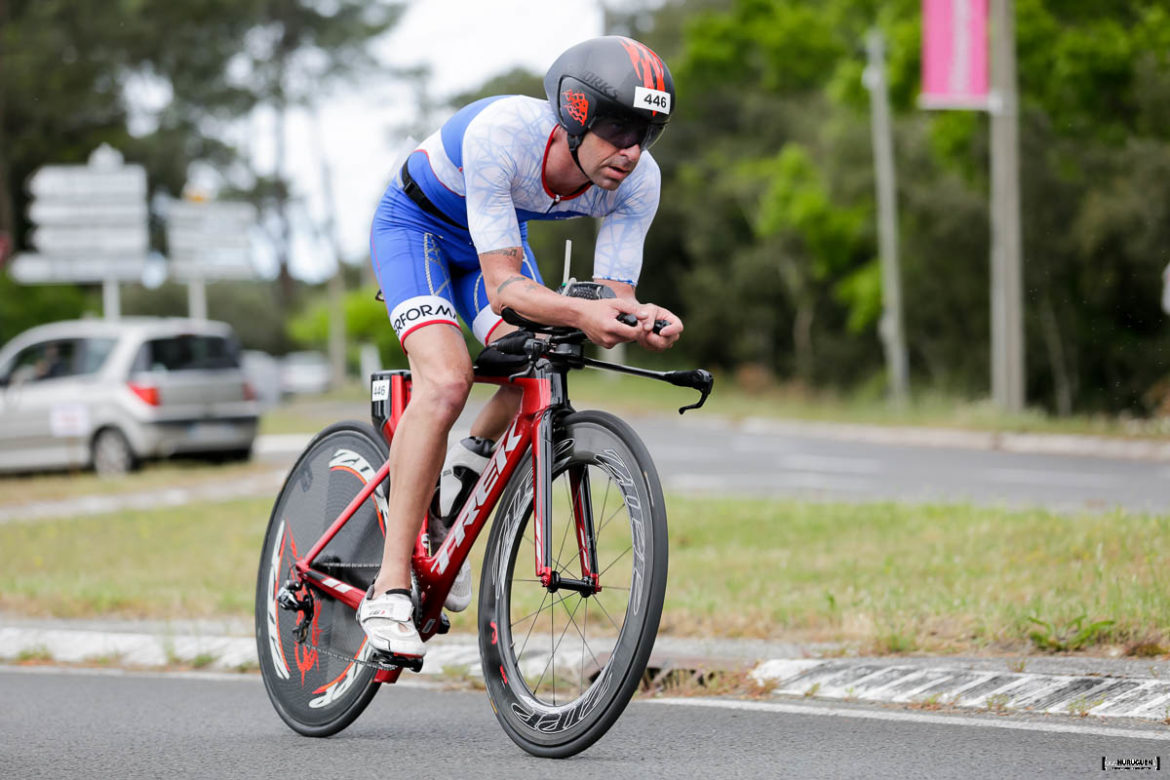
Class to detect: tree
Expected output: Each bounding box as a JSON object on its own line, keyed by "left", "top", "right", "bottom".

{"left": 0, "top": 0, "right": 406, "bottom": 335}
{"left": 648, "top": 0, "right": 1170, "bottom": 413}
{"left": 222, "top": 0, "right": 404, "bottom": 301}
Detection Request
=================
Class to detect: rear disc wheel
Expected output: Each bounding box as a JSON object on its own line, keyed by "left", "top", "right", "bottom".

{"left": 254, "top": 421, "right": 390, "bottom": 737}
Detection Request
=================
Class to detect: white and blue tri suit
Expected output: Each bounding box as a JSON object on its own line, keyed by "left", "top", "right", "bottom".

{"left": 370, "top": 95, "right": 661, "bottom": 346}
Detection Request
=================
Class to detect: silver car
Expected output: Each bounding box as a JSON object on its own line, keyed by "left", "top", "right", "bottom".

{"left": 0, "top": 317, "right": 259, "bottom": 475}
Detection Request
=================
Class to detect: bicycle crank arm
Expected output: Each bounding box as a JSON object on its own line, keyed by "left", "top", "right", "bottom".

{"left": 369, "top": 650, "right": 425, "bottom": 674}
{"left": 581, "top": 358, "right": 714, "bottom": 414}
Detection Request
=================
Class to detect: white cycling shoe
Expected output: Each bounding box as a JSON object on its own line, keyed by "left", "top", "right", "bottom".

{"left": 445, "top": 561, "right": 472, "bottom": 612}
{"left": 357, "top": 588, "right": 426, "bottom": 658}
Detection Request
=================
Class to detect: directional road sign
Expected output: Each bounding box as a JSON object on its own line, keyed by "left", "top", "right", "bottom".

{"left": 166, "top": 200, "right": 258, "bottom": 282}
{"left": 8, "top": 253, "right": 149, "bottom": 284}
{"left": 9, "top": 144, "right": 151, "bottom": 285}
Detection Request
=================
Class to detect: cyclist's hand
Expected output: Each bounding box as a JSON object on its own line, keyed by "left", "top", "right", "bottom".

{"left": 578, "top": 297, "right": 643, "bottom": 348}
{"left": 628, "top": 303, "right": 683, "bottom": 352}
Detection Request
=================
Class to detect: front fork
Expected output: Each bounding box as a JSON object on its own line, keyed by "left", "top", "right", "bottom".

{"left": 532, "top": 408, "right": 601, "bottom": 595}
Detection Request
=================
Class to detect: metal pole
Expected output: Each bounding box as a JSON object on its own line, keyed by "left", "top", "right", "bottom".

{"left": 187, "top": 279, "right": 207, "bottom": 321}
{"left": 864, "top": 30, "right": 910, "bottom": 405}
{"left": 102, "top": 279, "right": 121, "bottom": 320}
{"left": 310, "top": 105, "right": 347, "bottom": 388}
{"left": 990, "top": 0, "right": 1024, "bottom": 412}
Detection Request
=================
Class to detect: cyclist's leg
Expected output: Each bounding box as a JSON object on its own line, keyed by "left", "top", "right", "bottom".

{"left": 370, "top": 226, "right": 473, "bottom": 597}
{"left": 456, "top": 241, "right": 545, "bottom": 440}
{"left": 373, "top": 324, "right": 473, "bottom": 594}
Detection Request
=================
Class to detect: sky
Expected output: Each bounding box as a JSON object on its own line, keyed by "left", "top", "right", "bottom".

{"left": 255, "top": 1, "right": 609, "bottom": 283}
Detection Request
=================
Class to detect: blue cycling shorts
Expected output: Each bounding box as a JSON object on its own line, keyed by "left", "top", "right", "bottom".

{"left": 370, "top": 183, "right": 543, "bottom": 346}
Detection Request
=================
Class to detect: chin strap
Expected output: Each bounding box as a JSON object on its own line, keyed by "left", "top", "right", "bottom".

{"left": 567, "top": 132, "right": 589, "bottom": 178}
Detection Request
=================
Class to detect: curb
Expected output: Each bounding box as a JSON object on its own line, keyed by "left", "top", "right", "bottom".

{"left": 752, "top": 659, "right": 1170, "bottom": 722}
{"left": 4, "top": 623, "right": 1169, "bottom": 724}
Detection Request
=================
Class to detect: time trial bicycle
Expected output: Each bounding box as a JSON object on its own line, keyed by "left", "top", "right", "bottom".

{"left": 254, "top": 285, "right": 712, "bottom": 757}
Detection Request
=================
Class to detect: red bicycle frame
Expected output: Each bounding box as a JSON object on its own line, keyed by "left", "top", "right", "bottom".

{"left": 286, "top": 363, "right": 600, "bottom": 683}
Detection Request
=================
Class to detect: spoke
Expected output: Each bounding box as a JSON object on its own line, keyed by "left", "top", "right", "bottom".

{"left": 550, "top": 592, "right": 555, "bottom": 705}
{"left": 592, "top": 592, "right": 623, "bottom": 633}
{"left": 597, "top": 500, "right": 625, "bottom": 537}
{"left": 598, "top": 470, "right": 612, "bottom": 534}
{"left": 580, "top": 599, "right": 588, "bottom": 691}
{"left": 528, "top": 594, "right": 586, "bottom": 700}
{"left": 510, "top": 589, "right": 575, "bottom": 631}
{"left": 562, "top": 596, "right": 603, "bottom": 673}
{"left": 514, "top": 587, "right": 550, "bottom": 662}
{"left": 598, "top": 545, "right": 633, "bottom": 578}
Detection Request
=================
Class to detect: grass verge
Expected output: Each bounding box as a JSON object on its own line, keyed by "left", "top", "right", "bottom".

{"left": 261, "top": 374, "right": 1170, "bottom": 439}
{"left": 0, "top": 459, "right": 280, "bottom": 507}
{"left": 2, "top": 494, "right": 1167, "bottom": 656}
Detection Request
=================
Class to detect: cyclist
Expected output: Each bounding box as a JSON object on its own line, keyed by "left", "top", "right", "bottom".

{"left": 359, "top": 36, "right": 684, "bottom": 659}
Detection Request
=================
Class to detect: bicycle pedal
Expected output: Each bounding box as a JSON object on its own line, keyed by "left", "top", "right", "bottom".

{"left": 371, "top": 650, "right": 425, "bottom": 673}
{"left": 437, "top": 612, "right": 451, "bottom": 634}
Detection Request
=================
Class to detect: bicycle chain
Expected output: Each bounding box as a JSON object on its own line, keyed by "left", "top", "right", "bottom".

{"left": 287, "top": 572, "right": 424, "bottom": 673}
{"left": 313, "top": 561, "right": 381, "bottom": 570}
{"left": 307, "top": 637, "right": 412, "bottom": 673}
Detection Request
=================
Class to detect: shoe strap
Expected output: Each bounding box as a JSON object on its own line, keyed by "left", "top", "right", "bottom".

{"left": 364, "top": 592, "right": 413, "bottom": 622}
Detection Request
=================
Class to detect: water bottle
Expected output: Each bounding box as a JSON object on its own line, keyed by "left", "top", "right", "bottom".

{"left": 428, "top": 436, "right": 494, "bottom": 549}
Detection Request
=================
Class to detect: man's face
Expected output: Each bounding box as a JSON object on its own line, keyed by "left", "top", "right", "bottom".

{"left": 577, "top": 125, "right": 644, "bottom": 191}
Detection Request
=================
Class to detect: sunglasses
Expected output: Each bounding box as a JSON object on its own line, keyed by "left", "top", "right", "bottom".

{"left": 589, "top": 115, "right": 666, "bottom": 150}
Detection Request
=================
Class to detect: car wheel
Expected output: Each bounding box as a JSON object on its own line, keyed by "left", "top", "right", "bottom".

{"left": 92, "top": 428, "right": 137, "bottom": 477}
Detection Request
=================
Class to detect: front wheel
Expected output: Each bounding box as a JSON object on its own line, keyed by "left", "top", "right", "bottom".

{"left": 92, "top": 427, "right": 136, "bottom": 476}
{"left": 478, "top": 411, "right": 668, "bottom": 758}
{"left": 255, "top": 421, "right": 389, "bottom": 737}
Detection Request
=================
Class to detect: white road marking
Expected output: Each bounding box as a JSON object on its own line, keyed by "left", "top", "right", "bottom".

{"left": 647, "top": 697, "right": 1170, "bottom": 741}
{"left": 651, "top": 446, "right": 724, "bottom": 462}
{"left": 774, "top": 473, "right": 871, "bottom": 492}
{"left": 985, "top": 468, "right": 1120, "bottom": 487}
{"left": 778, "top": 454, "right": 883, "bottom": 474}
{"left": 732, "top": 435, "right": 795, "bottom": 453}
{"left": 664, "top": 474, "right": 732, "bottom": 491}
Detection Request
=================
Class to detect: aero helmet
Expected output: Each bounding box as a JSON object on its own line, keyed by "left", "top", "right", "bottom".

{"left": 544, "top": 36, "right": 675, "bottom": 153}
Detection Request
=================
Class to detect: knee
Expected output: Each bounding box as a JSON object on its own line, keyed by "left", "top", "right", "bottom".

{"left": 417, "top": 369, "right": 473, "bottom": 423}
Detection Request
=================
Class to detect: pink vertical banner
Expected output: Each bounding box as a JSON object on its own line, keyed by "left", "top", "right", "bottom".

{"left": 920, "top": 0, "right": 990, "bottom": 110}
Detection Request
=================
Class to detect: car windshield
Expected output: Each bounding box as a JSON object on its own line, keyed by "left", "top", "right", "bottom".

{"left": 133, "top": 335, "right": 240, "bottom": 372}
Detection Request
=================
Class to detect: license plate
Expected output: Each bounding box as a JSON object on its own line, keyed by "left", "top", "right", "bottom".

{"left": 188, "top": 422, "right": 237, "bottom": 441}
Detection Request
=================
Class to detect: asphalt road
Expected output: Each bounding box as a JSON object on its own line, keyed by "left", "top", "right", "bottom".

{"left": 254, "top": 406, "right": 1170, "bottom": 514}
{"left": 629, "top": 417, "right": 1170, "bottom": 513}
{"left": 4, "top": 667, "right": 1167, "bottom": 779}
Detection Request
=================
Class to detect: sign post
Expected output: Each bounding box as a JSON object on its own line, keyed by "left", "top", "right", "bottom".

{"left": 166, "top": 199, "right": 258, "bottom": 319}
{"left": 988, "top": 0, "right": 1025, "bottom": 414}
{"left": 9, "top": 144, "right": 152, "bottom": 318}
{"left": 864, "top": 30, "right": 910, "bottom": 406}
{"left": 919, "top": 0, "right": 1022, "bottom": 413}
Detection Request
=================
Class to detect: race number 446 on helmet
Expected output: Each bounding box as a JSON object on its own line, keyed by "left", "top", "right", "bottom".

{"left": 544, "top": 36, "right": 676, "bottom": 152}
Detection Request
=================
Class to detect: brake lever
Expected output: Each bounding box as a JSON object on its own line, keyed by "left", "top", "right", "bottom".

{"left": 506, "top": 365, "right": 534, "bottom": 383}
{"left": 616, "top": 313, "right": 672, "bottom": 334}
{"left": 664, "top": 369, "right": 714, "bottom": 414}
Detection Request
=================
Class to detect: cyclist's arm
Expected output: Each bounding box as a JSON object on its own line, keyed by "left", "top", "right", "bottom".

{"left": 481, "top": 250, "right": 638, "bottom": 349}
